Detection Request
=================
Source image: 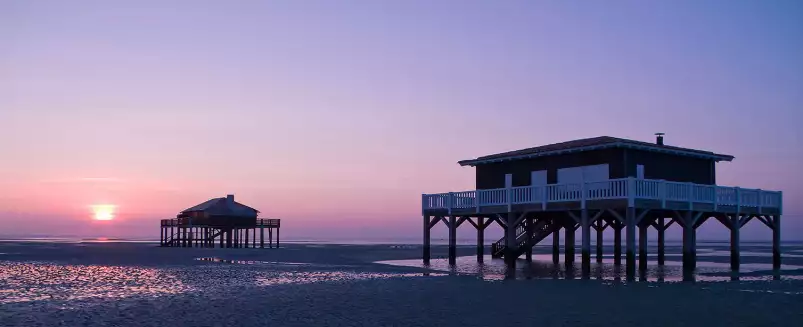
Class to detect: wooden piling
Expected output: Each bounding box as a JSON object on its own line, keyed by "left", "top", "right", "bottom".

{"left": 773, "top": 215, "right": 781, "bottom": 269}
{"left": 476, "top": 217, "right": 484, "bottom": 262}
{"left": 613, "top": 221, "right": 622, "bottom": 265}
{"left": 626, "top": 207, "right": 636, "bottom": 279}
{"left": 658, "top": 217, "right": 666, "bottom": 265}
{"left": 596, "top": 218, "right": 603, "bottom": 263}
{"left": 552, "top": 226, "right": 560, "bottom": 264}
{"left": 564, "top": 224, "right": 575, "bottom": 267}
{"left": 581, "top": 210, "right": 591, "bottom": 275}
{"left": 730, "top": 214, "right": 740, "bottom": 271}
{"left": 245, "top": 227, "right": 249, "bottom": 248}
{"left": 639, "top": 221, "right": 648, "bottom": 271}
{"left": 448, "top": 216, "right": 457, "bottom": 265}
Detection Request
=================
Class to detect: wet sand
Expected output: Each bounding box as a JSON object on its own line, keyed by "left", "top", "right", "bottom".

{"left": 1, "top": 241, "right": 802, "bottom": 326}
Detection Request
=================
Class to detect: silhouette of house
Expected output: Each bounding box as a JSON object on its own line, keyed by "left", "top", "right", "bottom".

{"left": 160, "top": 194, "right": 280, "bottom": 249}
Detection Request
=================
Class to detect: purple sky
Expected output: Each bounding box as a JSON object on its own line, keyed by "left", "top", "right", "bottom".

{"left": 1, "top": 1, "right": 801, "bottom": 240}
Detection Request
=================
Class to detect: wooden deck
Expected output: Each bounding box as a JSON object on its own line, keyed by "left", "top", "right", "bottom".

{"left": 421, "top": 177, "right": 783, "bottom": 280}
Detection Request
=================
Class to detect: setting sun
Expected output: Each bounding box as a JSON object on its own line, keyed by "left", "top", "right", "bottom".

{"left": 90, "top": 204, "right": 116, "bottom": 221}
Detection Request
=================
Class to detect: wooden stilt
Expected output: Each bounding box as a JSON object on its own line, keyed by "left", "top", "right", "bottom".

{"left": 639, "top": 220, "right": 648, "bottom": 271}
{"left": 773, "top": 215, "right": 781, "bottom": 270}
{"left": 682, "top": 211, "right": 695, "bottom": 272}
{"left": 476, "top": 217, "right": 484, "bottom": 262}
{"left": 581, "top": 209, "right": 591, "bottom": 276}
{"left": 658, "top": 217, "right": 666, "bottom": 265}
{"left": 276, "top": 226, "right": 280, "bottom": 248}
{"left": 564, "top": 224, "right": 575, "bottom": 266}
{"left": 525, "top": 217, "right": 534, "bottom": 262}
{"left": 730, "top": 214, "right": 740, "bottom": 271}
{"left": 269, "top": 228, "right": 273, "bottom": 248}
{"left": 260, "top": 225, "right": 265, "bottom": 248}
{"left": 613, "top": 220, "right": 622, "bottom": 265}
{"left": 626, "top": 207, "right": 636, "bottom": 280}
{"left": 595, "top": 218, "right": 603, "bottom": 263}
{"left": 448, "top": 216, "right": 457, "bottom": 265}
{"left": 505, "top": 212, "right": 518, "bottom": 269}
{"left": 552, "top": 225, "right": 560, "bottom": 264}
{"left": 245, "top": 227, "right": 249, "bottom": 248}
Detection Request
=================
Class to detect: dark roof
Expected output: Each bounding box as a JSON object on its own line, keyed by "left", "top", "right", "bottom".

{"left": 458, "top": 136, "right": 734, "bottom": 166}
{"left": 180, "top": 197, "right": 259, "bottom": 217}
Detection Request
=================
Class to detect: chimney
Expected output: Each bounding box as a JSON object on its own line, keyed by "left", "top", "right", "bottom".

{"left": 226, "top": 194, "right": 234, "bottom": 204}
{"left": 655, "top": 133, "right": 665, "bottom": 146}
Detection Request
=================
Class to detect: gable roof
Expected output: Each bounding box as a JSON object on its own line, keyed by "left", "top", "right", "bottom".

{"left": 180, "top": 197, "right": 259, "bottom": 217}
{"left": 458, "top": 136, "right": 734, "bottom": 166}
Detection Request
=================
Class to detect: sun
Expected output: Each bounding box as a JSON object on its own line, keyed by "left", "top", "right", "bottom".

{"left": 91, "top": 204, "right": 116, "bottom": 221}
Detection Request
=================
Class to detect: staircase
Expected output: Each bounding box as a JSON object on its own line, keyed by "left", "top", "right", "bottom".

{"left": 491, "top": 219, "right": 556, "bottom": 259}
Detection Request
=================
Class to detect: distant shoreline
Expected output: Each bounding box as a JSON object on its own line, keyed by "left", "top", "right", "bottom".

{"left": 0, "top": 237, "right": 801, "bottom": 245}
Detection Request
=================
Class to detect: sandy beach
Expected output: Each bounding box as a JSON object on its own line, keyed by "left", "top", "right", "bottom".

{"left": 1, "top": 241, "right": 802, "bottom": 327}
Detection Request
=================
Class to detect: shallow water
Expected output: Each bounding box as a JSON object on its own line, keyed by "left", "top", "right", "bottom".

{"left": 378, "top": 254, "right": 803, "bottom": 282}
{"left": 0, "top": 259, "right": 443, "bottom": 304}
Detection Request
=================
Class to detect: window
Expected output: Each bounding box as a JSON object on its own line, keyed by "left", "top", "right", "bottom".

{"left": 531, "top": 170, "right": 547, "bottom": 186}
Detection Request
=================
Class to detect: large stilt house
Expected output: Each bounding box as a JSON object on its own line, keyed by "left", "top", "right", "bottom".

{"left": 422, "top": 134, "right": 783, "bottom": 279}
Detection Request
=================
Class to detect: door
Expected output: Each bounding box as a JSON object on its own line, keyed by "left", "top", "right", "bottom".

{"left": 637, "top": 165, "right": 645, "bottom": 179}
{"left": 504, "top": 174, "right": 513, "bottom": 188}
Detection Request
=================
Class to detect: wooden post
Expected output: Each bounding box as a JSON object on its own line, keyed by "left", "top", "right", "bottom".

{"left": 260, "top": 225, "right": 265, "bottom": 248}
{"left": 596, "top": 218, "right": 603, "bottom": 263}
{"left": 626, "top": 207, "right": 636, "bottom": 280}
{"left": 505, "top": 212, "right": 517, "bottom": 269}
{"left": 564, "top": 224, "right": 575, "bottom": 267}
{"left": 773, "top": 215, "right": 781, "bottom": 270}
{"left": 160, "top": 225, "right": 164, "bottom": 247}
{"left": 658, "top": 217, "right": 666, "bottom": 265}
{"left": 269, "top": 228, "right": 273, "bottom": 248}
{"left": 476, "top": 217, "right": 484, "bottom": 262}
{"left": 581, "top": 209, "right": 591, "bottom": 276}
{"left": 730, "top": 214, "right": 740, "bottom": 271}
{"left": 525, "top": 217, "right": 534, "bottom": 262}
{"left": 552, "top": 225, "right": 560, "bottom": 264}
{"left": 614, "top": 221, "right": 622, "bottom": 265}
{"left": 448, "top": 216, "right": 457, "bottom": 265}
{"left": 253, "top": 228, "right": 256, "bottom": 248}
{"left": 276, "top": 226, "right": 280, "bottom": 248}
{"left": 682, "top": 211, "right": 695, "bottom": 272}
{"left": 639, "top": 220, "right": 648, "bottom": 271}
{"left": 245, "top": 227, "right": 249, "bottom": 248}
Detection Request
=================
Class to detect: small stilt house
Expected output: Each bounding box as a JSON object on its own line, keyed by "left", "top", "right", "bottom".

{"left": 160, "top": 194, "right": 280, "bottom": 248}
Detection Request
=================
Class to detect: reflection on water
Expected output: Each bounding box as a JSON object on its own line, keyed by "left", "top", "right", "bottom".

{"left": 0, "top": 259, "right": 446, "bottom": 305}
{"left": 0, "top": 261, "right": 191, "bottom": 304}
{"left": 257, "top": 271, "right": 447, "bottom": 286}
{"left": 378, "top": 254, "right": 803, "bottom": 282}
{"left": 195, "top": 257, "right": 309, "bottom": 266}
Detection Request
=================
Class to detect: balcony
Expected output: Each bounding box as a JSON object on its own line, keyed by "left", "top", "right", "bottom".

{"left": 422, "top": 178, "right": 782, "bottom": 215}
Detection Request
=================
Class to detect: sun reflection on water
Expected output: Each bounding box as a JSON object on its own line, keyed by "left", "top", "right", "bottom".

{"left": 0, "top": 262, "right": 191, "bottom": 304}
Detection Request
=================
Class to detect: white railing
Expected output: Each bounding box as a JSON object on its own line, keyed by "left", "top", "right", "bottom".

{"left": 477, "top": 188, "right": 506, "bottom": 206}
{"left": 422, "top": 178, "right": 783, "bottom": 213}
{"left": 588, "top": 179, "right": 628, "bottom": 200}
